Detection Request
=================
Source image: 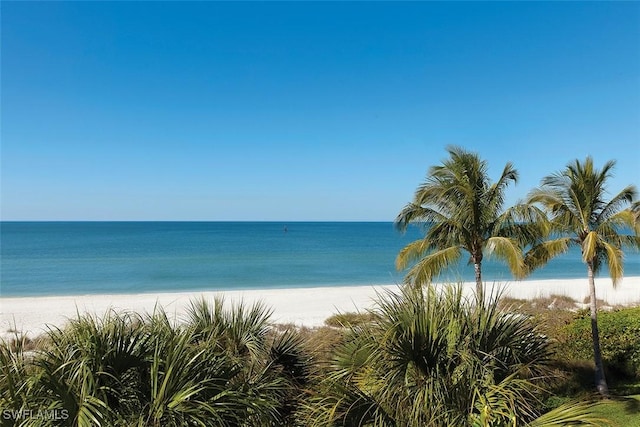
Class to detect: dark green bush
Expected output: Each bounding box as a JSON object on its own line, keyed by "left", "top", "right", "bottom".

{"left": 559, "top": 307, "right": 640, "bottom": 379}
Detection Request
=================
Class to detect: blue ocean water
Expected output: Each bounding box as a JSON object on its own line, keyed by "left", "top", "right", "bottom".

{"left": 1, "top": 222, "right": 639, "bottom": 297}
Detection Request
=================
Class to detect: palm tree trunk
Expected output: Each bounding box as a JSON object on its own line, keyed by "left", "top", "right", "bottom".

{"left": 587, "top": 262, "right": 609, "bottom": 397}
{"left": 474, "top": 261, "right": 483, "bottom": 298}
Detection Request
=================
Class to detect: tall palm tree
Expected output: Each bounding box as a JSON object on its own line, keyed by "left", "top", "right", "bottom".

{"left": 526, "top": 157, "right": 639, "bottom": 397}
{"left": 395, "top": 146, "right": 543, "bottom": 294}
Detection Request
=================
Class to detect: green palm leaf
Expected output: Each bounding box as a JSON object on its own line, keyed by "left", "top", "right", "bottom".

{"left": 485, "top": 236, "right": 525, "bottom": 279}
{"left": 527, "top": 401, "right": 610, "bottom": 426}
{"left": 403, "top": 246, "right": 462, "bottom": 286}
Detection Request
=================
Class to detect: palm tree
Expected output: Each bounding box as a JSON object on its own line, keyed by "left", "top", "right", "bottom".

{"left": 526, "top": 157, "right": 639, "bottom": 397}
{"left": 395, "top": 146, "right": 544, "bottom": 294}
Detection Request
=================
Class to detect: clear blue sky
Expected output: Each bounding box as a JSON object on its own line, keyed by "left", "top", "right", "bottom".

{"left": 2, "top": 1, "right": 639, "bottom": 221}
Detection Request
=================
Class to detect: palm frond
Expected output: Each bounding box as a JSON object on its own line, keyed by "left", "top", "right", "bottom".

{"left": 523, "top": 238, "right": 572, "bottom": 274}
{"left": 601, "top": 241, "right": 624, "bottom": 286}
{"left": 484, "top": 236, "right": 525, "bottom": 278}
{"left": 602, "top": 208, "right": 640, "bottom": 244}
{"left": 527, "top": 401, "right": 611, "bottom": 426}
{"left": 582, "top": 231, "right": 599, "bottom": 263}
{"left": 394, "top": 203, "right": 448, "bottom": 232}
{"left": 497, "top": 204, "right": 551, "bottom": 246}
{"left": 0, "top": 335, "right": 33, "bottom": 418}
{"left": 268, "top": 329, "right": 311, "bottom": 387}
{"left": 596, "top": 184, "right": 637, "bottom": 224}
{"left": 632, "top": 201, "right": 640, "bottom": 228}
{"left": 485, "top": 162, "right": 518, "bottom": 217}
{"left": 403, "top": 246, "right": 462, "bottom": 286}
{"left": 395, "top": 238, "right": 433, "bottom": 271}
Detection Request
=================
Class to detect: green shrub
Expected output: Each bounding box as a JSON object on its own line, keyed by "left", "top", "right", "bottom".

{"left": 560, "top": 307, "right": 640, "bottom": 379}
{"left": 324, "top": 311, "right": 376, "bottom": 328}
{"left": 0, "top": 300, "right": 316, "bottom": 427}
{"left": 306, "top": 285, "right": 559, "bottom": 426}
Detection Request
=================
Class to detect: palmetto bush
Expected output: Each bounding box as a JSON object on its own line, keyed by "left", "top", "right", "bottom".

{"left": 0, "top": 293, "right": 607, "bottom": 426}
{"left": 0, "top": 298, "right": 311, "bottom": 427}
{"left": 0, "top": 334, "right": 34, "bottom": 425}
{"left": 303, "top": 285, "right": 605, "bottom": 427}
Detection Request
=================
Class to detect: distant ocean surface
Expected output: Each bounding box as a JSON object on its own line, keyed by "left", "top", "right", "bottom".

{"left": 1, "top": 222, "right": 639, "bottom": 297}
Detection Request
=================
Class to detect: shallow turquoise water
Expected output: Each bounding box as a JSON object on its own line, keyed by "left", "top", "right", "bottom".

{"left": 1, "top": 222, "right": 638, "bottom": 297}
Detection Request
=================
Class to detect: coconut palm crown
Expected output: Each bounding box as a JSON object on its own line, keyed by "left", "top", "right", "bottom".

{"left": 395, "top": 146, "right": 544, "bottom": 293}
{"left": 526, "top": 156, "right": 640, "bottom": 396}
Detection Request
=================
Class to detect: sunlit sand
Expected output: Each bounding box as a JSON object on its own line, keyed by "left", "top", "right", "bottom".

{"left": 1, "top": 277, "right": 638, "bottom": 340}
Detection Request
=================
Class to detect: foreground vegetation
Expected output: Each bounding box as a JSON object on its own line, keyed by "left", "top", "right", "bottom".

{"left": 3, "top": 287, "right": 637, "bottom": 426}
{"left": 304, "top": 286, "right": 604, "bottom": 426}
{"left": 1, "top": 299, "right": 309, "bottom": 426}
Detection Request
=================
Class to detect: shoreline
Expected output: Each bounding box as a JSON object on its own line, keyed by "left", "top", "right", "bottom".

{"left": 2, "top": 277, "right": 639, "bottom": 339}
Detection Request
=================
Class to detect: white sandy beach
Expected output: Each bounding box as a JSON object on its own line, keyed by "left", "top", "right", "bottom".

{"left": 1, "top": 277, "right": 639, "bottom": 340}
